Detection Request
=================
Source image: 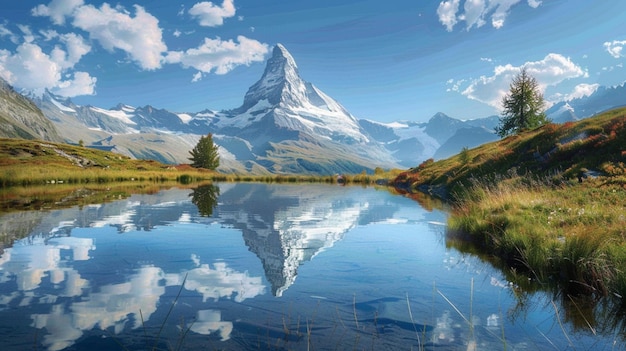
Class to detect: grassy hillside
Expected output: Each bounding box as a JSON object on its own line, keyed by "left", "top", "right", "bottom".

{"left": 392, "top": 108, "right": 626, "bottom": 299}
{"left": 0, "top": 138, "right": 217, "bottom": 187}
{"left": 393, "top": 107, "right": 626, "bottom": 195}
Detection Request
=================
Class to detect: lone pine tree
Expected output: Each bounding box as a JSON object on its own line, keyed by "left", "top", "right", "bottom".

{"left": 496, "top": 67, "right": 549, "bottom": 137}
{"left": 189, "top": 133, "right": 220, "bottom": 170}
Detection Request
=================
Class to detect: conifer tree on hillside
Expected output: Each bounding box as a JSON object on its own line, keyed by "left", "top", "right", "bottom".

{"left": 189, "top": 133, "right": 220, "bottom": 170}
{"left": 496, "top": 67, "right": 549, "bottom": 137}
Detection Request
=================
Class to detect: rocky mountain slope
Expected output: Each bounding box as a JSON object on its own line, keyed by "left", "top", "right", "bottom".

{"left": 0, "top": 79, "right": 62, "bottom": 142}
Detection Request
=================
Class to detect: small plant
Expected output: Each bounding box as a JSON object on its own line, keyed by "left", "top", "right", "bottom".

{"left": 459, "top": 146, "right": 471, "bottom": 165}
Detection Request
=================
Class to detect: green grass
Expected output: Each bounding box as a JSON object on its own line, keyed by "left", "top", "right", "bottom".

{"left": 447, "top": 175, "right": 626, "bottom": 297}
{"left": 0, "top": 138, "right": 219, "bottom": 186}
{"left": 392, "top": 107, "right": 626, "bottom": 299}
{"left": 0, "top": 138, "right": 402, "bottom": 187}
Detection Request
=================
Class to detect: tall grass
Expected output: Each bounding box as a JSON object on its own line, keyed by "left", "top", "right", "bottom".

{"left": 448, "top": 172, "right": 626, "bottom": 299}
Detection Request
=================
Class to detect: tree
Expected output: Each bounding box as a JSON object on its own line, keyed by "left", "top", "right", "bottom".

{"left": 189, "top": 133, "right": 220, "bottom": 169}
{"left": 495, "top": 67, "right": 549, "bottom": 137}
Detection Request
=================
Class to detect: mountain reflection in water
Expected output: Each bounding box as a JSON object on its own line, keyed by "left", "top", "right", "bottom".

{"left": 0, "top": 183, "right": 623, "bottom": 351}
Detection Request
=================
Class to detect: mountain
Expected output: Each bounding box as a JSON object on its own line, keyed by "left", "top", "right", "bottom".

{"left": 0, "top": 78, "right": 62, "bottom": 142}
{"left": 28, "top": 44, "right": 500, "bottom": 173}
{"left": 210, "top": 44, "right": 396, "bottom": 174}
{"left": 360, "top": 113, "right": 499, "bottom": 167}
{"left": 546, "top": 83, "right": 626, "bottom": 123}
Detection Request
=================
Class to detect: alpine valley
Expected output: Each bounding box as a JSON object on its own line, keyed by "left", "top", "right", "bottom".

{"left": 1, "top": 44, "right": 624, "bottom": 174}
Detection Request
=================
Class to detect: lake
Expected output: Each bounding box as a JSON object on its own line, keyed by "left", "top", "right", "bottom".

{"left": 0, "top": 183, "right": 622, "bottom": 350}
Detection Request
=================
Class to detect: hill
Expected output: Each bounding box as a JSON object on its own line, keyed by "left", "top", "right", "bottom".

{"left": 0, "top": 138, "right": 216, "bottom": 187}
{"left": 392, "top": 108, "right": 626, "bottom": 299}
{"left": 393, "top": 107, "right": 626, "bottom": 198}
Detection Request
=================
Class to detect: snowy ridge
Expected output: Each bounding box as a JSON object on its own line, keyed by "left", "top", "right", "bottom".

{"left": 177, "top": 113, "right": 193, "bottom": 124}
{"left": 89, "top": 106, "right": 137, "bottom": 125}
{"left": 49, "top": 95, "right": 76, "bottom": 113}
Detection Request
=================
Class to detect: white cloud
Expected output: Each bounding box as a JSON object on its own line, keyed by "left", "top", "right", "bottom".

{"left": 527, "top": 0, "right": 542, "bottom": 8}
{"left": 564, "top": 83, "right": 599, "bottom": 101}
{"left": 54, "top": 71, "right": 97, "bottom": 96}
{"left": 0, "top": 42, "right": 61, "bottom": 91}
{"left": 17, "top": 24, "right": 35, "bottom": 43}
{"left": 3, "top": 0, "right": 267, "bottom": 98}
{"left": 446, "top": 78, "right": 466, "bottom": 92}
{"left": 604, "top": 40, "right": 626, "bottom": 59}
{"left": 50, "top": 32, "right": 91, "bottom": 69}
{"left": 0, "top": 24, "right": 19, "bottom": 44}
{"left": 489, "top": 0, "right": 521, "bottom": 29}
{"left": 0, "top": 40, "right": 95, "bottom": 97}
{"left": 189, "top": 0, "right": 236, "bottom": 27}
{"left": 437, "top": 0, "right": 460, "bottom": 32}
{"left": 31, "top": 0, "right": 84, "bottom": 26}
{"left": 191, "top": 71, "right": 203, "bottom": 82}
{"left": 461, "top": 53, "right": 585, "bottom": 109}
{"left": 165, "top": 35, "right": 269, "bottom": 75}
{"left": 462, "top": 0, "right": 487, "bottom": 30}
{"left": 438, "top": 0, "right": 540, "bottom": 31}
{"left": 72, "top": 3, "right": 167, "bottom": 70}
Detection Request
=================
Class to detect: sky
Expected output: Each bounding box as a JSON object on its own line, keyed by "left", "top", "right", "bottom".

{"left": 0, "top": 0, "right": 625, "bottom": 123}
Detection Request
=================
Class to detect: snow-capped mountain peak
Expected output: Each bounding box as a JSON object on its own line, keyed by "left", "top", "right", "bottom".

{"left": 220, "top": 44, "right": 369, "bottom": 144}
{"left": 237, "top": 43, "right": 302, "bottom": 111}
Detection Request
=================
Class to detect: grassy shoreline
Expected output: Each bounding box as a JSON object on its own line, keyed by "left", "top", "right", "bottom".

{"left": 0, "top": 137, "right": 403, "bottom": 187}
{"left": 392, "top": 108, "right": 626, "bottom": 300}
{"left": 448, "top": 174, "right": 626, "bottom": 298}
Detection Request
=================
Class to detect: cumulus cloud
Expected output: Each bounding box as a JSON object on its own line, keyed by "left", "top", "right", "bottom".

{"left": 460, "top": 53, "right": 585, "bottom": 109}
{"left": 438, "top": 0, "right": 541, "bottom": 31}
{"left": 165, "top": 35, "right": 269, "bottom": 75}
{"left": 31, "top": 0, "right": 84, "bottom": 25}
{"left": 55, "top": 71, "right": 97, "bottom": 96}
{"left": 604, "top": 40, "right": 626, "bottom": 59}
{"left": 71, "top": 3, "right": 167, "bottom": 70}
{"left": 49, "top": 32, "right": 91, "bottom": 69}
{"left": 189, "top": 0, "right": 236, "bottom": 27}
{"left": 0, "top": 43, "right": 59, "bottom": 90}
{"left": 0, "top": 39, "right": 95, "bottom": 97}
{"left": 3, "top": 0, "right": 269, "bottom": 98}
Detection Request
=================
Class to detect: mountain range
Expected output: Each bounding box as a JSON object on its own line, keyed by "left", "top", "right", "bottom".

{"left": 1, "top": 44, "right": 624, "bottom": 174}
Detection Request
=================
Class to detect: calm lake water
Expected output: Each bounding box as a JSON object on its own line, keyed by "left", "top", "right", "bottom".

{"left": 0, "top": 183, "right": 623, "bottom": 350}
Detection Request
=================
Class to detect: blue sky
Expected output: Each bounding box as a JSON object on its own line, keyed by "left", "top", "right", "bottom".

{"left": 1, "top": 0, "right": 625, "bottom": 122}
